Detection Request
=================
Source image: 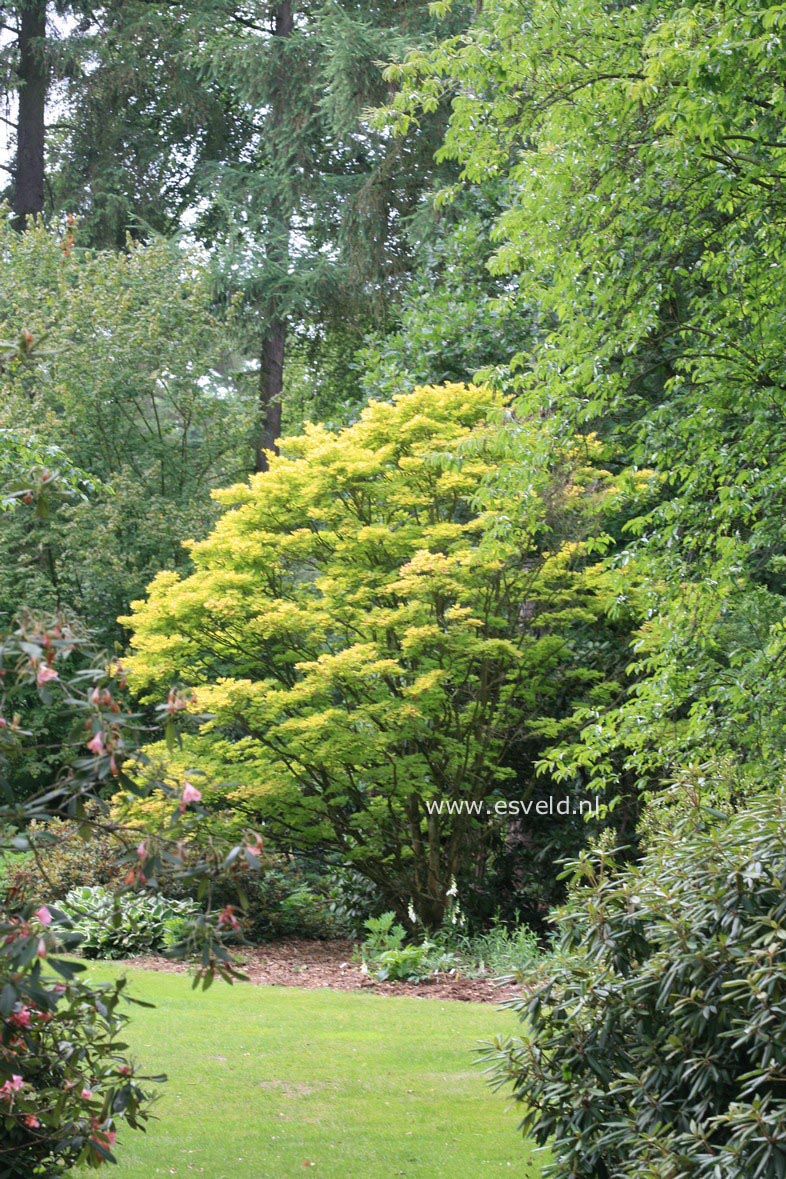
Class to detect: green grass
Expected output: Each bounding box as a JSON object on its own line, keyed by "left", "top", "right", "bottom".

{"left": 75, "top": 967, "right": 544, "bottom": 1179}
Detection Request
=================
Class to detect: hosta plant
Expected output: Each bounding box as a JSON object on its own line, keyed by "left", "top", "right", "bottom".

{"left": 60, "top": 886, "right": 200, "bottom": 960}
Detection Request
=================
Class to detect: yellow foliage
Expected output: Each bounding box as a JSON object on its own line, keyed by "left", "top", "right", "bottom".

{"left": 121, "top": 384, "right": 630, "bottom": 917}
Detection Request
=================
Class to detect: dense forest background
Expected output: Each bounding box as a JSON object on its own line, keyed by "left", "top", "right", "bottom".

{"left": 4, "top": 2, "right": 786, "bottom": 1174}
{"left": 0, "top": 0, "right": 782, "bottom": 947}
{"left": 4, "top": 0, "right": 786, "bottom": 924}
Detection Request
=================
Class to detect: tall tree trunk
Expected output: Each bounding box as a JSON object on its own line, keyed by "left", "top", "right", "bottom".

{"left": 13, "top": 0, "right": 48, "bottom": 230}
{"left": 254, "top": 0, "right": 293, "bottom": 473}
{"left": 256, "top": 317, "right": 286, "bottom": 467}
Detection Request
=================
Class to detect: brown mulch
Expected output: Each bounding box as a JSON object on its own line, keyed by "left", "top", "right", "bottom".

{"left": 117, "top": 938, "right": 526, "bottom": 1004}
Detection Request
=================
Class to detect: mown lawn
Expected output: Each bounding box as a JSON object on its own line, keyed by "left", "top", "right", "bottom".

{"left": 75, "top": 967, "right": 544, "bottom": 1178}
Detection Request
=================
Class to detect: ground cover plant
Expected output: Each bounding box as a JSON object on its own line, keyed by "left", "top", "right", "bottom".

{"left": 358, "top": 910, "right": 542, "bottom": 983}
{"left": 59, "top": 887, "right": 200, "bottom": 960}
{"left": 73, "top": 967, "right": 543, "bottom": 1178}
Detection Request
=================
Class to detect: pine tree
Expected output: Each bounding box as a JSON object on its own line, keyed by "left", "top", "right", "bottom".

{"left": 45, "top": 0, "right": 464, "bottom": 460}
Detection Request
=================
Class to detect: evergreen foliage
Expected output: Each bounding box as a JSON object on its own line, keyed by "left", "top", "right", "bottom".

{"left": 487, "top": 789, "right": 786, "bottom": 1178}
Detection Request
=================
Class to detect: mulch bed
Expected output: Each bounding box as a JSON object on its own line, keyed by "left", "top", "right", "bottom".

{"left": 117, "top": 938, "right": 526, "bottom": 1004}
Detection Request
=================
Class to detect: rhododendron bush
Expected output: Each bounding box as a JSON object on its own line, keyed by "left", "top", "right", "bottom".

{"left": 0, "top": 616, "right": 258, "bottom": 1173}
{"left": 0, "top": 912, "right": 157, "bottom": 1175}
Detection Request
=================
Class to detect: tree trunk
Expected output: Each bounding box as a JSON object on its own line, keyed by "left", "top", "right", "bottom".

{"left": 254, "top": 0, "right": 294, "bottom": 473}
{"left": 13, "top": 0, "right": 48, "bottom": 230}
{"left": 256, "top": 317, "right": 286, "bottom": 469}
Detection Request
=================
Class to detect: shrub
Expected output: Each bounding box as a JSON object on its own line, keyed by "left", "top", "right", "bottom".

{"left": 245, "top": 860, "right": 348, "bottom": 941}
{"left": 0, "top": 616, "right": 254, "bottom": 1173}
{"left": 485, "top": 790, "right": 786, "bottom": 1178}
{"left": 0, "top": 617, "right": 116, "bottom": 806}
{"left": 2, "top": 818, "right": 121, "bottom": 904}
{"left": 93, "top": 788, "right": 347, "bottom": 942}
{"left": 159, "top": 847, "right": 349, "bottom": 942}
{"left": 324, "top": 862, "right": 388, "bottom": 935}
{"left": 124, "top": 383, "right": 630, "bottom": 928}
{"left": 0, "top": 909, "right": 157, "bottom": 1175}
{"left": 60, "top": 886, "right": 200, "bottom": 960}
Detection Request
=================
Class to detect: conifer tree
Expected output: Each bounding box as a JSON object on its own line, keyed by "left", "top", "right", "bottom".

{"left": 25, "top": 1, "right": 465, "bottom": 458}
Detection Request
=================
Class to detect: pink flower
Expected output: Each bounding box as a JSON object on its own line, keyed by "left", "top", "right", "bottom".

{"left": 36, "top": 938, "right": 47, "bottom": 958}
{"left": 180, "top": 781, "right": 202, "bottom": 812}
{"left": 166, "top": 688, "right": 187, "bottom": 714}
{"left": 34, "top": 906, "right": 52, "bottom": 926}
{"left": 36, "top": 665, "right": 58, "bottom": 686}
{"left": 9, "top": 1007, "right": 32, "bottom": 1029}
{"left": 246, "top": 832, "right": 264, "bottom": 859}
{"left": 218, "top": 905, "right": 240, "bottom": 931}
{"left": 0, "top": 1075, "right": 24, "bottom": 1099}
{"left": 136, "top": 840, "right": 147, "bottom": 859}
{"left": 86, "top": 731, "right": 105, "bottom": 755}
{"left": 90, "top": 1120, "right": 117, "bottom": 1149}
{"left": 23, "top": 1114, "right": 40, "bottom": 1128}
{"left": 81, "top": 1088, "right": 93, "bottom": 1100}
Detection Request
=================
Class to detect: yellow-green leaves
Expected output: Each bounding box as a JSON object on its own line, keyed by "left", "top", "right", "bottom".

{"left": 124, "top": 383, "right": 620, "bottom": 926}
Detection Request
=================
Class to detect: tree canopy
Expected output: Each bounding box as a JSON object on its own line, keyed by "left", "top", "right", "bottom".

{"left": 385, "top": 0, "right": 786, "bottom": 799}
{"left": 123, "top": 383, "right": 630, "bottom": 926}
